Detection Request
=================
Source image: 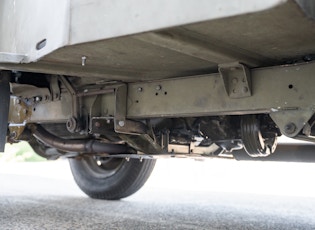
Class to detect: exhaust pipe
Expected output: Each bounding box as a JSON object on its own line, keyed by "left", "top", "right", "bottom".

{"left": 233, "top": 144, "right": 315, "bottom": 163}
{"left": 30, "top": 125, "right": 131, "bottom": 154}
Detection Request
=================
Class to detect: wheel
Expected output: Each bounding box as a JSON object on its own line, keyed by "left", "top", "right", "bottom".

{"left": 241, "top": 115, "right": 277, "bottom": 157}
{"left": 69, "top": 156, "right": 156, "bottom": 200}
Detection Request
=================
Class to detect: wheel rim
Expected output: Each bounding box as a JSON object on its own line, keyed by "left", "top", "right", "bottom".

{"left": 83, "top": 156, "right": 125, "bottom": 179}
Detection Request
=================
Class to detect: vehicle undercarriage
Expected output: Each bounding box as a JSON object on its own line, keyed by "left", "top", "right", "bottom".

{"left": 1, "top": 0, "right": 315, "bottom": 199}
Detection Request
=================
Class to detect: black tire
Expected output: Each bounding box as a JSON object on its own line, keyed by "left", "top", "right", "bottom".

{"left": 69, "top": 156, "right": 156, "bottom": 200}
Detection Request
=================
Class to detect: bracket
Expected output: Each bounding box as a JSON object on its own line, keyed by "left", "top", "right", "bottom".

{"left": 59, "top": 76, "right": 78, "bottom": 118}
{"left": 59, "top": 76, "right": 81, "bottom": 133}
{"left": 91, "top": 117, "right": 114, "bottom": 135}
{"left": 114, "top": 84, "right": 147, "bottom": 135}
{"left": 270, "top": 108, "right": 315, "bottom": 138}
{"left": 8, "top": 96, "right": 31, "bottom": 141}
{"left": 49, "top": 75, "right": 61, "bottom": 101}
{"left": 219, "top": 62, "right": 252, "bottom": 98}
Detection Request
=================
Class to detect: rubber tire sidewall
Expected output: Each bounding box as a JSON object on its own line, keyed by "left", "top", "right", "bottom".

{"left": 69, "top": 157, "right": 156, "bottom": 200}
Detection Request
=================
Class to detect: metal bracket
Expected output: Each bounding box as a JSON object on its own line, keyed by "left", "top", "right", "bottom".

{"left": 167, "top": 143, "right": 221, "bottom": 155}
{"left": 114, "top": 84, "right": 147, "bottom": 135}
{"left": 59, "top": 76, "right": 81, "bottom": 133}
{"left": 91, "top": 117, "right": 114, "bottom": 135}
{"left": 59, "top": 76, "right": 78, "bottom": 118}
{"left": 270, "top": 108, "right": 315, "bottom": 138}
{"left": 49, "top": 75, "right": 61, "bottom": 101}
{"left": 8, "top": 96, "right": 31, "bottom": 141}
{"left": 219, "top": 62, "right": 252, "bottom": 98}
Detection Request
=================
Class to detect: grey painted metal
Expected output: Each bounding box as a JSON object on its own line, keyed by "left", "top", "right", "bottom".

{"left": 133, "top": 31, "right": 265, "bottom": 67}
{"left": 128, "top": 62, "right": 315, "bottom": 118}
{"left": 70, "top": 0, "right": 285, "bottom": 45}
{"left": 9, "top": 61, "right": 315, "bottom": 140}
{"left": 127, "top": 61, "right": 315, "bottom": 136}
{"left": 29, "top": 99, "right": 72, "bottom": 123}
{"left": 219, "top": 62, "right": 252, "bottom": 98}
{"left": 270, "top": 109, "right": 315, "bottom": 137}
{"left": 0, "top": 0, "right": 285, "bottom": 64}
{"left": 0, "top": 1, "right": 313, "bottom": 83}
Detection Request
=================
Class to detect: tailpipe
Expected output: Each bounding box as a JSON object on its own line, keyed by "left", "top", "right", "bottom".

{"left": 30, "top": 125, "right": 131, "bottom": 154}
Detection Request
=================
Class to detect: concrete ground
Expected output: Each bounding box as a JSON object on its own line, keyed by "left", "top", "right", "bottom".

{"left": 0, "top": 158, "right": 315, "bottom": 229}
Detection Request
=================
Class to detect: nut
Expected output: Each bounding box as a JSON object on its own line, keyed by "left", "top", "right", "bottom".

{"left": 284, "top": 123, "right": 296, "bottom": 135}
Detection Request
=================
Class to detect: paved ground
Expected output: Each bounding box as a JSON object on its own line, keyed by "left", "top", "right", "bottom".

{"left": 0, "top": 159, "right": 315, "bottom": 229}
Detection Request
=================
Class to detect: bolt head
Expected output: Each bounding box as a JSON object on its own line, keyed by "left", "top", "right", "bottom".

{"left": 118, "top": 120, "right": 125, "bottom": 127}
{"left": 81, "top": 56, "right": 87, "bottom": 66}
{"left": 242, "top": 87, "right": 248, "bottom": 93}
{"left": 232, "top": 78, "right": 238, "bottom": 84}
{"left": 156, "top": 85, "right": 162, "bottom": 91}
{"left": 284, "top": 123, "right": 296, "bottom": 134}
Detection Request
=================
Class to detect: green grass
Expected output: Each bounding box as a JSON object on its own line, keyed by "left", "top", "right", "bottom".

{"left": 0, "top": 142, "right": 46, "bottom": 162}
